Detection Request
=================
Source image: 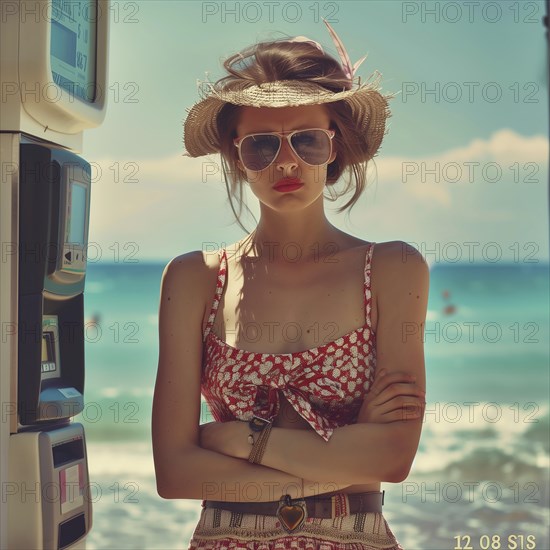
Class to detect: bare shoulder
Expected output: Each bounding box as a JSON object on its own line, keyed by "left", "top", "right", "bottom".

{"left": 161, "top": 249, "right": 217, "bottom": 296}
{"left": 372, "top": 240, "right": 427, "bottom": 263}
{"left": 162, "top": 250, "right": 208, "bottom": 280}
{"left": 372, "top": 240, "right": 430, "bottom": 291}
{"left": 161, "top": 248, "right": 225, "bottom": 318}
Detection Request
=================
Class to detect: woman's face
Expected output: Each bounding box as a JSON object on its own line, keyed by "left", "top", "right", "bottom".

{"left": 234, "top": 104, "right": 337, "bottom": 210}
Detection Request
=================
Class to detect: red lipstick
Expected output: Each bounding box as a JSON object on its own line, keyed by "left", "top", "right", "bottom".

{"left": 273, "top": 177, "right": 304, "bottom": 192}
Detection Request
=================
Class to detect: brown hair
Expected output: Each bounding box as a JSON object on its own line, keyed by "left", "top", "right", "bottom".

{"left": 214, "top": 38, "right": 378, "bottom": 234}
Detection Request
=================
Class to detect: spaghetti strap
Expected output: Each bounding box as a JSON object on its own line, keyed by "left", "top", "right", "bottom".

{"left": 203, "top": 249, "right": 227, "bottom": 341}
{"left": 364, "top": 242, "right": 376, "bottom": 329}
{"left": 204, "top": 244, "right": 374, "bottom": 340}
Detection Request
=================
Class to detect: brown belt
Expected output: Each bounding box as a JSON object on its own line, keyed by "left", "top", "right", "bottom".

{"left": 202, "top": 490, "right": 384, "bottom": 518}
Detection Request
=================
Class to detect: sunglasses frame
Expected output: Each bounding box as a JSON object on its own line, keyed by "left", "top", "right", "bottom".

{"left": 233, "top": 127, "right": 336, "bottom": 171}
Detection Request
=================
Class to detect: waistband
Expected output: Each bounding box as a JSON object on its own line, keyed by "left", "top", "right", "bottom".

{"left": 202, "top": 490, "right": 384, "bottom": 518}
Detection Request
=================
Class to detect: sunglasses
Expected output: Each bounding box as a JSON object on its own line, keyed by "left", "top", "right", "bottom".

{"left": 233, "top": 128, "right": 336, "bottom": 172}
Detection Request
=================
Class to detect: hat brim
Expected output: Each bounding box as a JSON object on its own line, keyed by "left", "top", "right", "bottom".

{"left": 183, "top": 79, "right": 392, "bottom": 162}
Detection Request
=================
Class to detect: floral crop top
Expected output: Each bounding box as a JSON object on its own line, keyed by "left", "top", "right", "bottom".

{"left": 200, "top": 243, "right": 377, "bottom": 442}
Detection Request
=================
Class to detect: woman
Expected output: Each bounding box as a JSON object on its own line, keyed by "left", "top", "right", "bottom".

{"left": 152, "top": 19, "right": 429, "bottom": 549}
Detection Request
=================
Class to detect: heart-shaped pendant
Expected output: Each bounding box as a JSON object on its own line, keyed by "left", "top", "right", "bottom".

{"left": 276, "top": 494, "right": 307, "bottom": 534}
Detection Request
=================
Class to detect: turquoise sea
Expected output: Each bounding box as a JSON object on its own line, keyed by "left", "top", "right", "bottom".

{"left": 77, "top": 259, "right": 549, "bottom": 550}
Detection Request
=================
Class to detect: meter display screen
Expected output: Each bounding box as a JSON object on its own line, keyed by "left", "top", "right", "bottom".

{"left": 42, "top": 332, "right": 54, "bottom": 362}
{"left": 50, "top": 0, "right": 97, "bottom": 102}
{"left": 66, "top": 182, "right": 87, "bottom": 246}
{"left": 41, "top": 330, "right": 58, "bottom": 375}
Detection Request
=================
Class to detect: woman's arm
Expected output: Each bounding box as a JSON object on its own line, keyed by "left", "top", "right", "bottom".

{"left": 199, "top": 418, "right": 421, "bottom": 485}
{"left": 152, "top": 252, "right": 353, "bottom": 501}
{"left": 200, "top": 367, "right": 426, "bottom": 485}
{"left": 199, "top": 242, "right": 430, "bottom": 485}
{"left": 261, "top": 243, "right": 429, "bottom": 483}
{"left": 160, "top": 445, "right": 352, "bottom": 501}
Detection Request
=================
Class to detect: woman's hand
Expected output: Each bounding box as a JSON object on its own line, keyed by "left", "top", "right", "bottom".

{"left": 357, "top": 368, "right": 426, "bottom": 423}
{"left": 198, "top": 420, "right": 250, "bottom": 459}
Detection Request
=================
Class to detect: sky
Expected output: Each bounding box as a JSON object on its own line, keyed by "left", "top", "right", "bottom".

{"left": 83, "top": 0, "right": 549, "bottom": 264}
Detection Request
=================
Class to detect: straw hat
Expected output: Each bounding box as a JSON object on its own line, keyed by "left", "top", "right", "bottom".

{"left": 182, "top": 20, "right": 394, "bottom": 163}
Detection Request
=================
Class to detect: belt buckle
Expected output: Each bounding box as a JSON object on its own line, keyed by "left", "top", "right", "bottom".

{"left": 276, "top": 494, "right": 307, "bottom": 534}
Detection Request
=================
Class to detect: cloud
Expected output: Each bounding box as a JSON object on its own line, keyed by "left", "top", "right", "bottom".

{"left": 373, "top": 129, "right": 548, "bottom": 206}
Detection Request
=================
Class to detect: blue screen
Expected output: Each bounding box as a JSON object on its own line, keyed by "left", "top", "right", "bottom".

{"left": 50, "top": 0, "right": 97, "bottom": 102}
{"left": 68, "top": 182, "right": 86, "bottom": 246}
{"left": 51, "top": 20, "right": 76, "bottom": 67}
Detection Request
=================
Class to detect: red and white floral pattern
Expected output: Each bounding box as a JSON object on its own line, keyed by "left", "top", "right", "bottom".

{"left": 201, "top": 243, "right": 377, "bottom": 443}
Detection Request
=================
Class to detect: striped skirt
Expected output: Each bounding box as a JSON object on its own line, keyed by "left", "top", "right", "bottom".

{"left": 187, "top": 494, "right": 404, "bottom": 549}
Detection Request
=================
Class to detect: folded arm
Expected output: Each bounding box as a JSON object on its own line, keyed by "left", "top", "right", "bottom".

{"left": 201, "top": 242, "right": 429, "bottom": 485}
{"left": 202, "top": 414, "right": 422, "bottom": 485}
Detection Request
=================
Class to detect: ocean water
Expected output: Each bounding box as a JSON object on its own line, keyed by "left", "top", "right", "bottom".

{"left": 76, "top": 259, "right": 549, "bottom": 550}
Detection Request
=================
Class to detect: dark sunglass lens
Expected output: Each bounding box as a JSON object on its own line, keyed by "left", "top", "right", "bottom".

{"left": 240, "top": 135, "right": 280, "bottom": 171}
{"left": 291, "top": 130, "right": 331, "bottom": 165}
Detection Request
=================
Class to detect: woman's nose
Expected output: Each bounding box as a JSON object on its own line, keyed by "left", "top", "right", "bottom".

{"left": 275, "top": 138, "right": 299, "bottom": 168}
